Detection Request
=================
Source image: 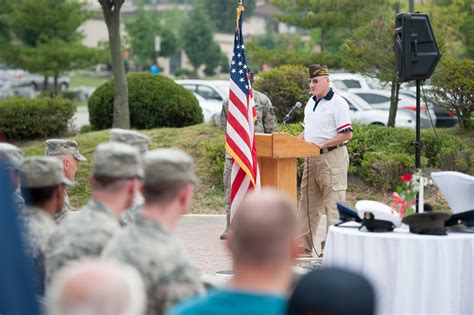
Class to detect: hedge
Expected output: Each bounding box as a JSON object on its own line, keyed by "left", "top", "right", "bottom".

{"left": 0, "top": 97, "right": 75, "bottom": 140}
{"left": 88, "top": 73, "right": 203, "bottom": 130}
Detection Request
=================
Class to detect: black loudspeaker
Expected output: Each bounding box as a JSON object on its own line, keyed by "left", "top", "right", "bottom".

{"left": 395, "top": 13, "right": 441, "bottom": 82}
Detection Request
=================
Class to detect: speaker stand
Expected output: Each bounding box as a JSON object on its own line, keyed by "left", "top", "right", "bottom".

{"left": 415, "top": 79, "right": 421, "bottom": 213}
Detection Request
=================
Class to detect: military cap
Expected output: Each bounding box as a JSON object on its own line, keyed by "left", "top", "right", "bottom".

{"left": 287, "top": 267, "right": 375, "bottom": 315}
{"left": 431, "top": 171, "right": 474, "bottom": 229}
{"left": 402, "top": 212, "right": 450, "bottom": 235}
{"left": 308, "top": 64, "right": 329, "bottom": 78}
{"left": 110, "top": 128, "right": 150, "bottom": 154}
{"left": 356, "top": 200, "right": 401, "bottom": 232}
{"left": 0, "top": 143, "right": 24, "bottom": 170}
{"left": 20, "top": 157, "right": 74, "bottom": 188}
{"left": 144, "top": 148, "right": 198, "bottom": 186}
{"left": 45, "top": 139, "right": 86, "bottom": 161}
{"left": 336, "top": 202, "right": 361, "bottom": 224}
{"left": 92, "top": 142, "right": 143, "bottom": 178}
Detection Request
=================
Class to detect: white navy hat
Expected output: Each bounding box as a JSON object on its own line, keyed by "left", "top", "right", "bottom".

{"left": 356, "top": 200, "right": 401, "bottom": 232}
{"left": 432, "top": 171, "right": 474, "bottom": 227}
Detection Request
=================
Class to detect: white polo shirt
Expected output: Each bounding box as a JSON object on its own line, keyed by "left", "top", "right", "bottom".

{"left": 303, "top": 89, "right": 352, "bottom": 145}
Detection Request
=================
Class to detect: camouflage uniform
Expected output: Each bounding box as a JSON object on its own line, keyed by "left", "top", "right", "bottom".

{"left": 19, "top": 157, "right": 73, "bottom": 294}
{"left": 43, "top": 142, "right": 143, "bottom": 284}
{"left": 103, "top": 214, "right": 205, "bottom": 315}
{"left": 220, "top": 89, "right": 276, "bottom": 229}
{"left": 45, "top": 139, "right": 86, "bottom": 223}
{"left": 0, "top": 143, "right": 27, "bottom": 217}
{"left": 103, "top": 147, "right": 203, "bottom": 315}
{"left": 109, "top": 128, "right": 150, "bottom": 226}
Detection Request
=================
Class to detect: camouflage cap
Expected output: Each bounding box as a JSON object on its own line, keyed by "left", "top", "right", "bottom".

{"left": 110, "top": 128, "right": 150, "bottom": 154}
{"left": 308, "top": 64, "right": 329, "bottom": 78}
{"left": 0, "top": 143, "right": 24, "bottom": 170}
{"left": 93, "top": 142, "right": 143, "bottom": 178}
{"left": 45, "top": 139, "right": 87, "bottom": 161}
{"left": 20, "top": 157, "right": 74, "bottom": 188}
{"left": 144, "top": 148, "right": 198, "bottom": 186}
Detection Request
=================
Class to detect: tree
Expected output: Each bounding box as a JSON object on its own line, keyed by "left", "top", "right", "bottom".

{"left": 269, "top": 0, "right": 388, "bottom": 52}
{"left": 125, "top": 6, "right": 179, "bottom": 70}
{"left": 340, "top": 15, "right": 401, "bottom": 127}
{"left": 98, "top": 0, "right": 129, "bottom": 129}
{"left": 0, "top": 0, "right": 99, "bottom": 95}
{"left": 196, "top": 0, "right": 256, "bottom": 34}
{"left": 431, "top": 58, "right": 473, "bottom": 130}
{"left": 181, "top": 6, "right": 220, "bottom": 76}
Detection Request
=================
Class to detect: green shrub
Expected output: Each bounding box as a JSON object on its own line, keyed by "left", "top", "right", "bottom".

{"left": 253, "top": 64, "right": 308, "bottom": 122}
{"left": 0, "top": 97, "right": 75, "bottom": 140}
{"left": 88, "top": 73, "right": 203, "bottom": 130}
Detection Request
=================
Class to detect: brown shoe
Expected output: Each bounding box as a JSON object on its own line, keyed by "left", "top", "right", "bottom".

{"left": 220, "top": 228, "right": 230, "bottom": 240}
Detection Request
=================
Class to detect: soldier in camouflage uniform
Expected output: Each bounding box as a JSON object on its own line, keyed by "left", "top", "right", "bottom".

{"left": 45, "top": 139, "right": 86, "bottom": 223}
{"left": 103, "top": 148, "right": 205, "bottom": 315}
{"left": 219, "top": 70, "right": 276, "bottom": 239}
{"left": 109, "top": 128, "right": 150, "bottom": 226}
{"left": 0, "top": 143, "right": 26, "bottom": 216}
{"left": 44, "top": 142, "right": 142, "bottom": 285}
{"left": 19, "top": 157, "right": 73, "bottom": 295}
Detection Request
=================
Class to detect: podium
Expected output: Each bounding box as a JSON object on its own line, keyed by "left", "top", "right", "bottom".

{"left": 256, "top": 132, "right": 320, "bottom": 202}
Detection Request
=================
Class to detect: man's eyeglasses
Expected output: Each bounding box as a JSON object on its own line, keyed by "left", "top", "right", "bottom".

{"left": 308, "top": 78, "right": 325, "bottom": 85}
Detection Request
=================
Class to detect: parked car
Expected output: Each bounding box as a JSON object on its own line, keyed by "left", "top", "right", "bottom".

{"left": 330, "top": 73, "right": 387, "bottom": 91}
{"left": 399, "top": 89, "right": 457, "bottom": 128}
{"left": 193, "top": 92, "right": 222, "bottom": 123}
{"left": 348, "top": 88, "right": 437, "bottom": 128}
{"left": 0, "top": 62, "right": 69, "bottom": 91}
{"left": 0, "top": 80, "right": 36, "bottom": 100}
{"left": 337, "top": 90, "right": 416, "bottom": 128}
{"left": 176, "top": 79, "right": 229, "bottom": 102}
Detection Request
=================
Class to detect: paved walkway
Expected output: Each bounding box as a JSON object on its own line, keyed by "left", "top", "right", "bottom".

{"left": 175, "top": 214, "right": 326, "bottom": 280}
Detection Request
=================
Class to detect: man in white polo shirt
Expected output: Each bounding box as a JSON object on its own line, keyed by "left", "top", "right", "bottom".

{"left": 298, "top": 64, "right": 353, "bottom": 257}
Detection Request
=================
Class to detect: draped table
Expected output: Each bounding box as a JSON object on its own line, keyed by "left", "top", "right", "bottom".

{"left": 324, "top": 226, "right": 474, "bottom": 315}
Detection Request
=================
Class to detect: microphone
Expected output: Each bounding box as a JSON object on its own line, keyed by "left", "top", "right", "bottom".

{"left": 283, "top": 102, "right": 302, "bottom": 122}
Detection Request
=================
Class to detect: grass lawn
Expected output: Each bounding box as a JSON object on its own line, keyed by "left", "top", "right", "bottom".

{"left": 69, "top": 75, "right": 110, "bottom": 89}
{"left": 17, "top": 124, "right": 472, "bottom": 214}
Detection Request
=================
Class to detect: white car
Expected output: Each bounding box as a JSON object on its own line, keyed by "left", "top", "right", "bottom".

{"left": 330, "top": 73, "right": 387, "bottom": 91}
{"left": 193, "top": 92, "right": 222, "bottom": 123}
{"left": 337, "top": 90, "right": 416, "bottom": 128}
{"left": 0, "top": 63, "right": 69, "bottom": 91}
{"left": 177, "top": 79, "right": 229, "bottom": 102}
{"left": 348, "top": 88, "right": 436, "bottom": 128}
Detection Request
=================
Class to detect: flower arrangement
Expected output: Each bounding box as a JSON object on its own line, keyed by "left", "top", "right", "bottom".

{"left": 391, "top": 170, "right": 432, "bottom": 218}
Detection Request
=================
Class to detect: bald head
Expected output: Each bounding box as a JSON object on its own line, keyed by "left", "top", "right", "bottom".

{"left": 46, "top": 259, "right": 146, "bottom": 315}
{"left": 230, "top": 188, "right": 298, "bottom": 266}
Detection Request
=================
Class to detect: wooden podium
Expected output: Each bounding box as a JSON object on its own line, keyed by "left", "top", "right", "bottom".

{"left": 256, "top": 132, "right": 320, "bottom": 202}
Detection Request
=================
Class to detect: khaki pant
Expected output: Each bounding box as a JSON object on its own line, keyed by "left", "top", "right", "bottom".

{"left": 298, "top": 146, "right": 349, "bottom": 251}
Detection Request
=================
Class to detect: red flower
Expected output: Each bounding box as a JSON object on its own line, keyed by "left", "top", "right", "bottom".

{"left": 400, "top": 173, "right": 413, "bottom": 182}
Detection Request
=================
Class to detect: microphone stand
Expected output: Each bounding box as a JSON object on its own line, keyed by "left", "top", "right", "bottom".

{"left": 279, "top": 113, "right": 294, "bottom": 132}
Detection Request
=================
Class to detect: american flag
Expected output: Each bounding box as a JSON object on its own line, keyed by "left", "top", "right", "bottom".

{"left": 225, "top": 7, "right": 260, "bottom": 219}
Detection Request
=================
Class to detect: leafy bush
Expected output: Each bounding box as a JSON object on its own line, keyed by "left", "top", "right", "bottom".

{"left": 0, "top": 97, "right": 75, "bottom": 140}
{"left": 88, "top": 73, "right": 203, "bottom": 130}
{"left": 253, "top": 64, "right": 309, "bottom": 123}
{"left": 431, "top": 57, "right": 474, "bottom": 130}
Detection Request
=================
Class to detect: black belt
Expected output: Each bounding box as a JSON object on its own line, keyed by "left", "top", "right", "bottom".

{"left": 320, "top": 143, "right": 346, "bottom": 154}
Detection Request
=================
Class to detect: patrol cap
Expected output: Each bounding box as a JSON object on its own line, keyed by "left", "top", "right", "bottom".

{"left": 0, "top": 143, "right": 24, "bottom": 170}
{"left": 287, "top": 267, "right": 375, "bottom": 315}
{"left": 45, "top": 139, "right": 86, "bottom": 161}
{"left": 144, "top": 148, "right": 198, "bottom": 187}
{"left": 337, "top": 202, "right": 361, "bottom": 223}
{"left": 20, "top": 157, "right": 74, "bottom": 188}
{"left": 92, "top": 142, "right": 143, "bottom": 178}
{"left": 110, "top": 128, "right": 150, "bottom": 154}
{"left": 356, "top": 200, "right": 401, "bottom": 232}
{"left": 402, "top": 212, "right": 450, "bottom": 235}
{"left": 308, "top": 64, "right": 329, "bottom": 78}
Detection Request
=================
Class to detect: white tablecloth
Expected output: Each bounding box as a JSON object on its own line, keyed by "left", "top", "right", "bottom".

{"left": 324, "top": 226, "right": 474, "bottom": 315}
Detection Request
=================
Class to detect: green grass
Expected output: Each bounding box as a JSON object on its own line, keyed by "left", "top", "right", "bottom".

{"left": 15, "top": 124, "right": 472, "bottom": 214}
{"left": 69, "top": 75, "right": 110, "bottom": 89}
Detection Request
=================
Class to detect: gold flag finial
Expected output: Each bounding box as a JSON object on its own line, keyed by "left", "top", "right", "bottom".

{"left": 236, "top": 3, "right": 245, "bottom": 34}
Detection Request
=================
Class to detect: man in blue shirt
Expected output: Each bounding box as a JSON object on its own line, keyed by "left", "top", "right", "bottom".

{"left": 169, "top": 188, "right": 299, "bottom": 315}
